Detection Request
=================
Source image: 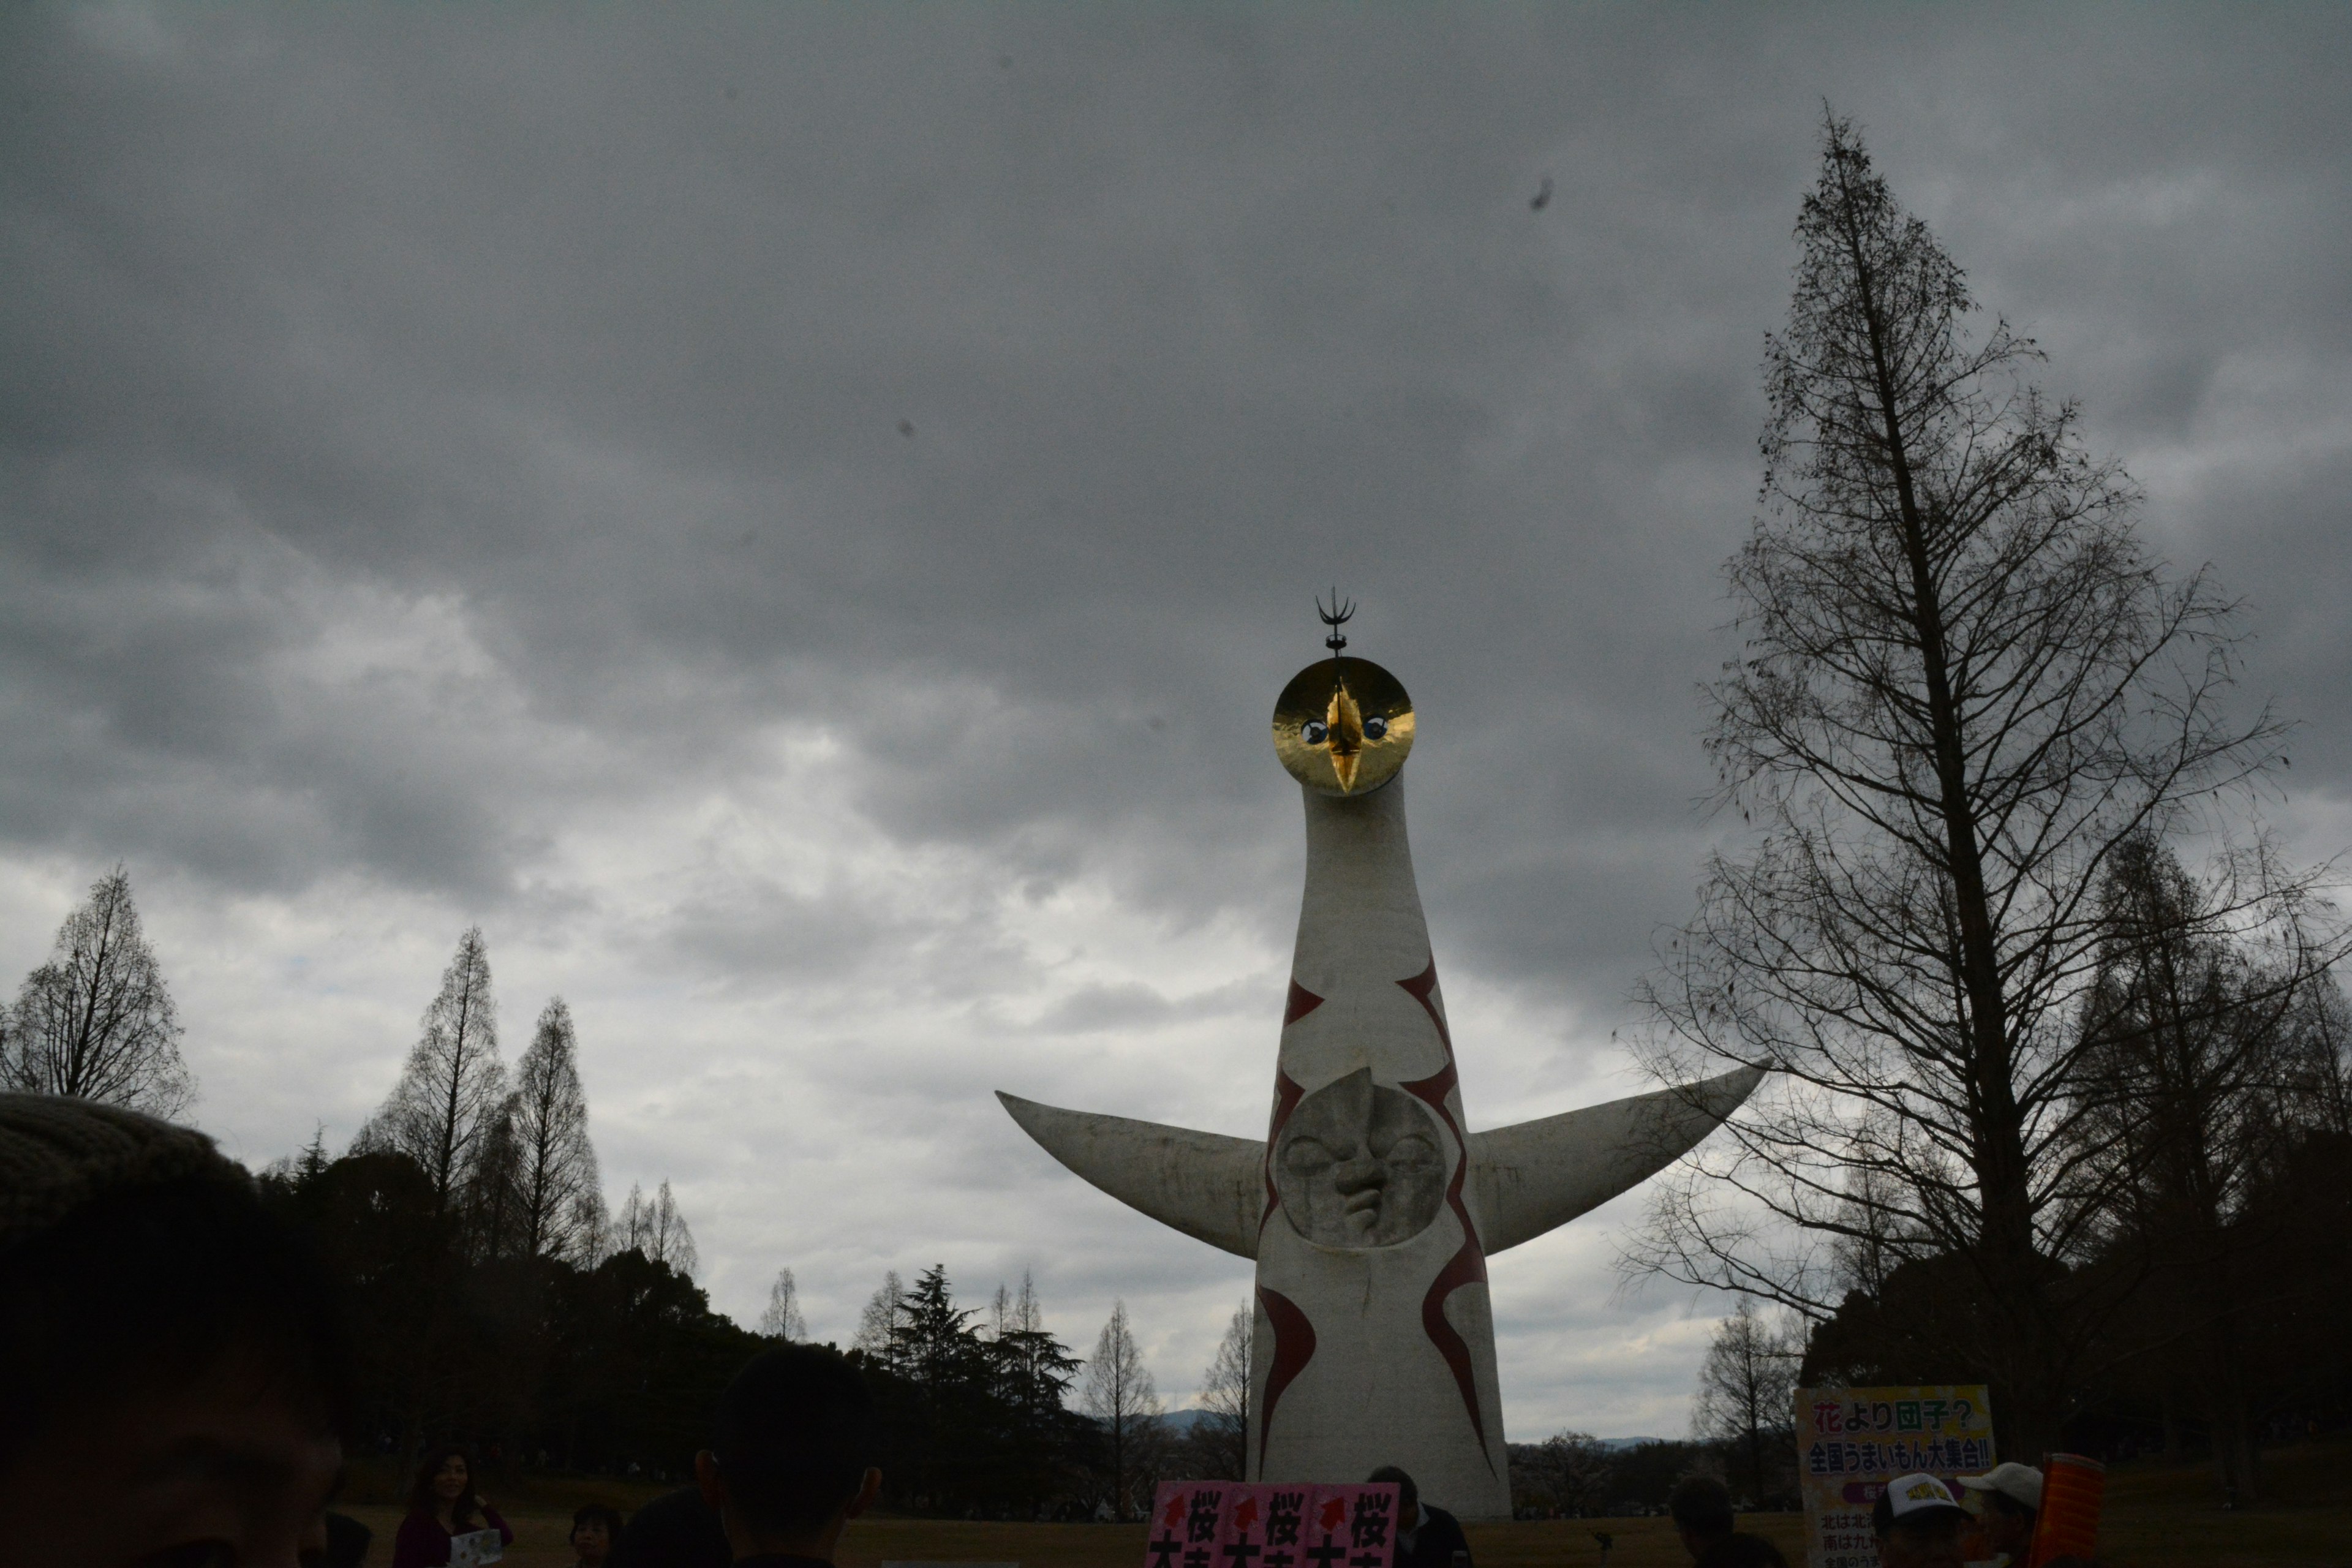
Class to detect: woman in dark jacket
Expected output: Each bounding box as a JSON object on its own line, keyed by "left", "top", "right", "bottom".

{"left": 391, "top": 1447, "right": 515, "bottom": 1568}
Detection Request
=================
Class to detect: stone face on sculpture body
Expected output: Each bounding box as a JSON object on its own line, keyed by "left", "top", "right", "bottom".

{"left": 997, "top": 638, "right": 1762, "bottom": 1520}
{"left": 1276, "top": 1068, "right": 1446, "bottom": 1249}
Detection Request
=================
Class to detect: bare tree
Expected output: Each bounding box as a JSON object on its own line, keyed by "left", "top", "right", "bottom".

{"left": 505, "top": 998, "right": 602, "bottom": 1263}
{"left": 2068, "top": 832, "right": 2331, "bottom": 1502}
{"left": 1691, "top": 1298, "right": 1802, "bottom": 1506}
{"left": 1084, "top": 1299, "right": 1164, "bottom": 1520}
{"left": 570, "top": 1185, "right": 614, "bottom": 1265}
{"left": 1509, "top": 1431, "right": 1613, "bottom": 1518}
{"left": 2, "top": 865, "right": 192, "bottom": 1117}
{"left": 358, "top": 927, "right": 505, "bottom": 1225}
{"left": 1624, "top": 112, "right": 2334, "bottom": 1458}
{"left": 761, "top": 1267, "right": 809, "bottom": 1340}
{"left": 1008, "top": 1272, "right": 1044, "bottom": 1338}
{"left": 1192, "top": 1303, "right": 1251, "bottom": 1481}
{"left": 854, "top": 1269, "right": 906, "bottom": 1358}
{"left": 2277, "top": 968, "right": 2352, "bottom": 1140}
{"left": 619, "top": 1178, "right": 699, "bottom": 1278}
{"left": 465, "top": 1101, "right": 523, "bottom": 1260}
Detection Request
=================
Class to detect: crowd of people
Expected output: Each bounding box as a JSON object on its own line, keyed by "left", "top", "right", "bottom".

{"left": 1657, "top": 1460, "right": 2079, "bottom": 1568}
{"left": 0, "top": 1089, "right": 2097, "bottom": 1567}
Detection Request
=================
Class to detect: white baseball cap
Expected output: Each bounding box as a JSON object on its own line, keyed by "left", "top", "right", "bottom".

{"left": 1874, "top": 1472, "right": 1973, "bottom": 1532}
{"left": 1958, "top": 1462, "right": 2044, "bottom": 1512}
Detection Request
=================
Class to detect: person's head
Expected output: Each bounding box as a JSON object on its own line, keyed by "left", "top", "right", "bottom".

{"left": 1872, "top": 1473, "right": 1972, "bottom": 1568}
{"left": 1366, "top": 1466, "right": 1419, "bottom": 1532}
{"left": 1958, "top": 1463, "right": 2041, "bottom": 1556}
{"left": 695, "top": 1344, "right": 880, "bottom": 1559}
{"left": 407, "top": 1446, "right": 483, "bottom": 1528}
{"left": 1712, "top": 1537, "right": 1791, "bottom": 1568}
{"left": 1668, "top": 1473, "right": 1736, "bottom": 1555}
{"left": 0, "top": 1093, "right": 351, "bottom": 1568}
{"left": 610, "top": 1487, "right": 729, "bottom": 1568}
{"left": 322, "top": 1512, "right": 374, "bottom": 1568}
{"left": 570, "top": 1502, "right": 625, "bottom": 1564}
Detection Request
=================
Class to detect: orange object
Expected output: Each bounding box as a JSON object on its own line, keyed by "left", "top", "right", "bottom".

{"left": 2024, "top": 1452, "right": 2105, "bottom": 1567}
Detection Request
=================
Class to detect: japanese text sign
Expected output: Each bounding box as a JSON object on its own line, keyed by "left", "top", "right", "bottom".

{"left": 1146, "top": 1482, "right": 1400, "bottom": 1568}
{"left": 1793, "top": 1384, "right": 1994, "bottom": 1568}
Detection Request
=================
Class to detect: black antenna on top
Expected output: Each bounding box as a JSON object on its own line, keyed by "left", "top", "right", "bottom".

{"left": 1317, "top": 590, "right": 1355, "bottom": 657}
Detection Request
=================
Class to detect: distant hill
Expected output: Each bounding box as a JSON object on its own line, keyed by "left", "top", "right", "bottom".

{"left": 1152, "top": 1411, "right": 1666, "bottom": 1446}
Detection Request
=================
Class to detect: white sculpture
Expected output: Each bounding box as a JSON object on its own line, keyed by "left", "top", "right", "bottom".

{"left": 999, "top": 636, "right": 1760, "bottom": 1519}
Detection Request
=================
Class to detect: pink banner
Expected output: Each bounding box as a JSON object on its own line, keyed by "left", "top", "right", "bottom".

{"left": 1146, "top": 1482, "right": 1401, "bottom": 1568}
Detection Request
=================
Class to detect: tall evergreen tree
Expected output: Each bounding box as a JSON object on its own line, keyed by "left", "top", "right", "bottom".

{"left": 507, "top": 997, "right": 602, "bottom": 1262}
{"left": 358, "top": 926, "right": 505, "bottom": 1224}
{"left": 891, "top": 1265, "right": 985, "bottom": 1393}
{"left": 2, "top": 865, "right": 192, "bottom": 1117}
{"left": 984, "top": 1271, "right": 1081, "bottom": 1439}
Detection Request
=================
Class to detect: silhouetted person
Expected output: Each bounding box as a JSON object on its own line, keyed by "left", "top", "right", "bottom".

{"left": 0, "top": 1093, "right": 351, "bottom": 1567}
{"left": 571, "top": 1503, "right": 627, "bottom": 1567}
{"left": 611, "top": 1487, "right": 730, "bottom": 1568}
{"left": 1873, "top": 1474, "right": 1971, "bottom": 1568}
{"left": 322, "top": 1512, "right": 376, "bottom": 1567}
{"left": 1668, "top": 1474, "right": 1788, "bottom": 1568}
{"left": 1366, "top": 1466, "right": 1471, "bottom": 1568}
{"left": 692, "top": 1344, "right": 882, "bottom": 1566}
{"left": 1956, "top": 1463, "right": 2041, "bottom": 1567}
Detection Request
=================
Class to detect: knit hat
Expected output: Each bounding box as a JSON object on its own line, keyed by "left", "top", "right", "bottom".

{"left": 0, "top": 1092, "right": 254, "bottom": 1254}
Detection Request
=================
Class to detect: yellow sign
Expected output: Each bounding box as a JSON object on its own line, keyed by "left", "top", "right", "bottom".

{"left": 1792, "top": 1384, "right": 1994, "bottom": 1568}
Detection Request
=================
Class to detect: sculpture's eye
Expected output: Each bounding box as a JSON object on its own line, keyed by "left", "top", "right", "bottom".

{"left": 1302, "top": 719, "right": 1328, "bottom": 745}
{"left": 1285, "top": 1137, "right": 1338, "bottom": 1172}
{"left": 1363, "top": 714, "right": 1388, "bottom": 740}
{"left": 1384, "top": 1133, "right": 1438, "bottom": 1169}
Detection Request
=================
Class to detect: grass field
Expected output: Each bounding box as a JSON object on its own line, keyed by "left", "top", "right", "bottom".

{"left": 336, "top": 1434, "right": 2352, "bottom": 1568}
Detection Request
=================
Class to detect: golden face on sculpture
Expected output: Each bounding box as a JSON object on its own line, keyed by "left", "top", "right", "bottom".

{"left": 1272, "top": 657, "right": 1414, "bottom": 796}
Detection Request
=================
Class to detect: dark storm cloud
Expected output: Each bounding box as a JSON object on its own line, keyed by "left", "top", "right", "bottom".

{"left": 6, "top": 1, "right": 2349, "bottom": 1427}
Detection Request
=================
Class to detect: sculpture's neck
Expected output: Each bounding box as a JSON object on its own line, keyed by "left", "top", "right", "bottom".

{"left": 1289, "top": 776, "right": 1436, "bottom": 993}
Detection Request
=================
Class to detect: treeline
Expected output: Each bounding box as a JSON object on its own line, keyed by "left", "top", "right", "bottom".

{"left": 1646, "top": 843, "right": 2352, "bottom": 1513}
{"left": 2, "top": 878, "right": 1254, "bottom": 1514}
{"left": 1657, "top": 840, "right": 2352, "bottom": 1512}
{"left": 1506, "top": 1434, "right": 1726, "bottom": 1520}
{"left": 1798, "top": 891, "right": 2352, "bottom": 1474}
{"left": 268, "top": 1114, "right": 1231, "bottom": 1513}
{"left": 1788, "top": 832, "right": 2352, "bottom": 1491}
{"left": 259, "top": 1140, "right": 757, "bottom": 1473}
{"left": 843, "top": 1272, "right": 1252, "bottom": 1519}
{"left": 249, "top": 922, "right": 758, "bottom": 1472}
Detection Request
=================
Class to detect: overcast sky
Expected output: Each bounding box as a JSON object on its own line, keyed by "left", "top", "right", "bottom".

{"left": 4, "top": 4, "right": 2348, "bottom": 1439}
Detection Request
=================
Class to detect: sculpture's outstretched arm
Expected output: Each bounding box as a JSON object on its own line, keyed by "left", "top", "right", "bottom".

{"left": 996, "top": 1091, "right": 1267, "bottom": 1259}
{"left": 1468, "top": 1066, "right": 1764, "bottom": 1255}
